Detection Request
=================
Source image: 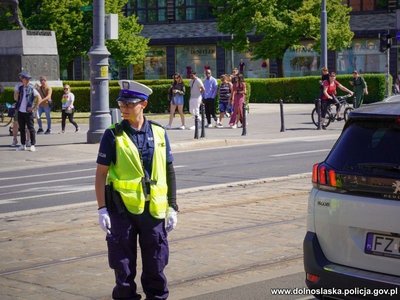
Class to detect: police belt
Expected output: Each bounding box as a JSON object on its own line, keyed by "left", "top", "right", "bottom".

{"left": 105, "top": 183, "right": 150, "bottom": 215}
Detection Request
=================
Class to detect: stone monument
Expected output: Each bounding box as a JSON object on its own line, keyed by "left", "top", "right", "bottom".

{"left": 0, "top": 0, "right": 25, "bottom": 29}
{"left": 0, "top": 29, "right": 62, "bottom": 87}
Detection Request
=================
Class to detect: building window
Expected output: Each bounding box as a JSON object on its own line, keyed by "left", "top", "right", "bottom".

{"left": 133, "top": 47, "right": 167, "bottom": 79}
{"left": 124, "top": 0, "right": 213, "bottom": 22}
{"left": 225, "top": 51, "right": 269, "bottom": 78}
{"left": 345, "top": 0, "right": 388, "bottom": 11}
{"left": 283, "top": 42, "right": 320, "bottom": 77}
{"left": 336, "top": 39, "right": 386, "bottom": 74}
{"left": 175, "top": 0, "right": 213, "bottom": 21}
{"left": 125, "top": 0, "right": 167, "bottom": 23}
{"left": 176, "top": 45, "right": 216, "bottom": 78}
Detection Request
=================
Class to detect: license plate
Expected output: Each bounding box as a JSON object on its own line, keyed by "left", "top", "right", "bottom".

{"left": 365, "top": 232, "right": 400, "bottom": 259}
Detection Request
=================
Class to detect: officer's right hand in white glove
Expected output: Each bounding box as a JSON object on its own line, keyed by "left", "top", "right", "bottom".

{"left": 98, "top": 207, "right": 111, "bottom": 234}
{"left": 166, "top": 207, "right": 178, "bottom": 232}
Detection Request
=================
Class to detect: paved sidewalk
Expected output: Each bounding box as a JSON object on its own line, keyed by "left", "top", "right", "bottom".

{"left": 0, "top": 104, "right": 343, "bottom": 171}
{"left": 0, "top": 104, "right": 344, "bottom": 299}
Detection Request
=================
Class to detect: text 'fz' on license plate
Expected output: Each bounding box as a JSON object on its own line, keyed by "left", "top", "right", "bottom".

{"left": 365, "top": 232, "right": 400, "bottom": 259}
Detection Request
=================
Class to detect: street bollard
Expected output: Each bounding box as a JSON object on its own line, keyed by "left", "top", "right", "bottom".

{"left": 316, "top": 98, "right": 322, "bottom": 130}
{"left": 241, "top": 102, "right": 247, "bottom": 136}
{"left": 194, "top": 115, "right": 199, "bottom": 139}
{"left": 200, "top": 103, "right": 205, "bottom": 138}
{"left": 279, "top": 99, "right": 285, "bottom": 132}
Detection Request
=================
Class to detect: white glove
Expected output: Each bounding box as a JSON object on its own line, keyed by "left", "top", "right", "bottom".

{"left": 165, "top": 207, "right": 178, "bottom": 232}
{"left": 98, "top": 207, "right": 111, "bottom": 234}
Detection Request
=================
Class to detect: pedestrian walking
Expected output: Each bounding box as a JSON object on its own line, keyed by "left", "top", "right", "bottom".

{"left": 202, "top": 69, "right": 218, "bottom": 127}
{"left": 229, "top": 74, "right": 247, "bottom": 128}
{"left": 319, "top": 67, "right": 329, "bottom": 97}
{"left": 15, "top": 71, "right": 40, "bottom": 151}
{"left": 60, "top": 85, "right": 79, "bottom": 133}
{"left": 36, "top": 76, "right": 52, "bottom": 134}
{"left": 95, "top": 80, "right": 178, "bottom": 300}
{"left": 188, "top": 72, "right": 205, "bottom": 130}
{"left": 216, "top": 74, "right": 233, "bottom": 128}
{"left": 349, "top": 70, "right": 368, "bottom": 108}
{"left": 238, "top": 59, "right": 246, "bottom": 75}
{"left": 166, "top": 73, "right": 186, "bottom": 130}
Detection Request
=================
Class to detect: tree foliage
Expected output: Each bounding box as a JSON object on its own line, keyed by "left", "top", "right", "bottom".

{"left": 22, "top": 0, "right": 92, "bottom": 70}
{"left": 211, "top": 0, "right": 353, "bottom": 76}
{"left": 105, "top": 0, "right": 148, "bottom": 67}
{"left": 0, "top": 0, "right": 148, "bottom": 70}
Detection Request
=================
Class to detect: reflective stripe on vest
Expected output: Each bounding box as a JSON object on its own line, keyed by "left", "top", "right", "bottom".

{"left": 107, "top": 123, "right": 168, "bottom": 219}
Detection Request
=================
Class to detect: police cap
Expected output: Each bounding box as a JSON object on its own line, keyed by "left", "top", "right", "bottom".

{"left": 117, "top": 80, "right": 153, "bottom": 104}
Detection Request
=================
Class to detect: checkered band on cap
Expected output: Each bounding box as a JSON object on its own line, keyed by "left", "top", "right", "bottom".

{"left": 117, "top": 80, "right": 153, "bottom": 103}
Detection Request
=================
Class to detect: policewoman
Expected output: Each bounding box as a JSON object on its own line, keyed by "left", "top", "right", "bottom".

{"left": 95, "top": 80, "right": 178, "bottom": 300}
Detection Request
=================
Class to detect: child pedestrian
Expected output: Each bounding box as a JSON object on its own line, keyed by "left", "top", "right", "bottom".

{"left": 60, "top": 85, "right": 79, "bottom": 133}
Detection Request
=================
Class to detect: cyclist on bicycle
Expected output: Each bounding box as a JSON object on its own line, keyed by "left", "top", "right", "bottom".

{"left": 321, "top": 72, "right": 353, "bottom": 124}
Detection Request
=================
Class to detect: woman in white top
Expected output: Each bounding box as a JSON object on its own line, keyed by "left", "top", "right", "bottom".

{"left": 188, "top": 71, "right": 205, "bottom": 130}
{"left": 60, "top": 85, "right": 79, "bottom": 133}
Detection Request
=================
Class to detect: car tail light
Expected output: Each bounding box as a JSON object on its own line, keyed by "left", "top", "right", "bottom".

{"left": 319, "top": 165, "right": 327, "bottom": 185}
{"left": 312, "top": 163, "right": 338, "bottom": 188}
{"left": 306, "top": 272, "right": 320, "bottom": 283}
{"left": 328, "top": 169, "right": 337, "bottom": 187}
{"left": 312, "top": 163, "right": 319, "bottom": 183}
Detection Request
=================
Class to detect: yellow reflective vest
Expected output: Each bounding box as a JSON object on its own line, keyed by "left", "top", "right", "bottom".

{"left": 107, "top": 123, "right": 168, "bottom": 219}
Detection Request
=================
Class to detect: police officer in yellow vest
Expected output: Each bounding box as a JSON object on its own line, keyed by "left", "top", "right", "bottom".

{"left": 95, "top": 80, "right": 178, "bottom": 300}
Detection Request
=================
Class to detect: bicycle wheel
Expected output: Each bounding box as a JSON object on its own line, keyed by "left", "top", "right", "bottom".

{"left": 311, "top": 108, "right": 331, "bottom": 128}
{"left": 344, "top": 107, "right": 353, "bottom": 122}
{"left": 0, "top": 111, "right": 12, "bottom": 127}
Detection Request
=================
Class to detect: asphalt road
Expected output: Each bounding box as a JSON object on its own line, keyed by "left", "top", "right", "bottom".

{"left": 0, "top": 138, "right": 336, "bottom": 214}
{"left": 0, "top": 104, "right": 337, "bottom": 299}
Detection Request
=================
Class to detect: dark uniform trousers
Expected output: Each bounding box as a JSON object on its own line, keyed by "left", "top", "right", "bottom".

{"left": 203, "top": 98, "right": 217, "bottom": 125}
{"left": 107, "top": 202, "right": 169, "bottom": 300}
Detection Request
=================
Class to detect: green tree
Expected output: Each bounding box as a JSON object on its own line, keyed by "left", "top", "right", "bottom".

{"left": 0, "top": 0, "right": 148, "bottom": 78}
{"left": 211, "top": 0, "right": 353, "bottom": 77}
{"left": 23, "top": 0, "right": 92, "bottom": 76}
{"left": 105, "top": 0, "right": 149, "bottom": 68}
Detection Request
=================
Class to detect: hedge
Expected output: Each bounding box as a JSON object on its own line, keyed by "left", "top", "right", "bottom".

{"left": 0, "top": 74, "right": 387, "bottom": 113}
{"left": 246, "top": 73, "right": 389, "bottom": 104}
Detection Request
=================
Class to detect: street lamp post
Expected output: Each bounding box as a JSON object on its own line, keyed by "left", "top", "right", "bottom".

{"left": 87, "top": 0, "right": 111, "bottom": 144}
{"left": 321, "top": 0, "right": 328, "bottom": 68}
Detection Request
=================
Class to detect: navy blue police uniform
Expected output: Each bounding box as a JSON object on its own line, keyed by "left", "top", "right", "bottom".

{"left": 97, "top": 118, "right": 174, "bottom": 300}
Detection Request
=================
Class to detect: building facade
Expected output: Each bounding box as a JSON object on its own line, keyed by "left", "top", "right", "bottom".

{"left": 72, "top": 0, "right": 400, "bottom": 80}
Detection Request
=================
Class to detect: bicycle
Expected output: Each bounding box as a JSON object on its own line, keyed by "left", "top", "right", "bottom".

{"left": 0, "top": 103, "right": 16, "bottom": 136}
{"left": 311, "top": 95, "right": 354, "bottom": 128}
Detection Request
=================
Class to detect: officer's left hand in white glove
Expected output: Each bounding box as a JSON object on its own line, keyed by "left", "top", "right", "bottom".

{"left": 98, "top": 207, "right": 111, "bottom": 234}
{"left": 166, "top": 207, "right": 178, "bottom": 232}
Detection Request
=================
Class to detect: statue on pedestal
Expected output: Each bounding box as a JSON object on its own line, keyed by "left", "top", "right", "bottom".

{"left": 0, "top": 0, "right": 25, "bottom": 29}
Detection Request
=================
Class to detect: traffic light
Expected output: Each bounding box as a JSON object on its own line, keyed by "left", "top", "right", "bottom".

{"left": 379, "top": 34, "right": 392, "bottom": 52}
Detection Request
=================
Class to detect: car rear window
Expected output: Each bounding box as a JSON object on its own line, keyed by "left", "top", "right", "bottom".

{"left": 326, "top": 120, "right": 400, "bottom": 179}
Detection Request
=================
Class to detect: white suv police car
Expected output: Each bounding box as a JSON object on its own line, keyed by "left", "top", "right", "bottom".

{"left": 303, "top": 98, "right": 400, "bottom": 299}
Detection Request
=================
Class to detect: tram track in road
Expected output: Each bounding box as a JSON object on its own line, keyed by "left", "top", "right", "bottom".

{"left": 168, "top": 254, "right": 304, "bottom": 289}
{"left": 0, "top": 210, "right": 305, "bottom": 277}
{"left": 0, "top": 174, "right": 310, "bottom": 299}
{"left": 0, "top": 187, "right": 308, "bottom": 240}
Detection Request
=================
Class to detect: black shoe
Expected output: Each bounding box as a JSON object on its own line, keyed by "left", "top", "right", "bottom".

{"left": 75, "top": 127, "right": 80, "bottom": 132}
{"left": 322, "top": 125, "right": 326, "bottom": 130}
{"left": 44, "top": 129, "right": 51, "bottom": 135}
{"left": 37, "top": 128, "right": 44, "bottom": 134}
